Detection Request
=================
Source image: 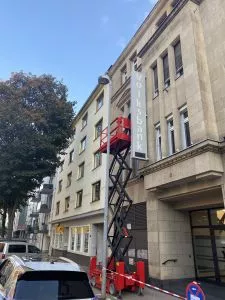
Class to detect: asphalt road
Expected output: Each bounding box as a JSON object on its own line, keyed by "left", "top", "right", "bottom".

{"left": 93, "top": 287, "right": 180, "bottom": 300}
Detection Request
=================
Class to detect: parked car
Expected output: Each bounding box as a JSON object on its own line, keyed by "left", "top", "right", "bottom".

{"left": 0, "top": 241, "right": 41, "bottom": 262}
{"left": 0, "top": 255, "right": 96, "bottom": 299}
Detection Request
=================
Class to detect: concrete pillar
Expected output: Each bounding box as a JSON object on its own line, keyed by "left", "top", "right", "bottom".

{"left": 146, "top": 192, "right": 161, "bottom": 280}
{"left": 157, "top": 58, "right": 167, "bottom": 158}
{"left": 147, "top": 191, "right": 195, "bottom": 281}
{"left": 168, "top": 45, "right": 181, "bottom": 151}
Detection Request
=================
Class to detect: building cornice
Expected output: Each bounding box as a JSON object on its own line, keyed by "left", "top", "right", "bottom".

{"left": 138, "top": 0, "right": 190, "bottom": 58}
{"left": 111, "top": 77, "right": 131, "bottom": 104}
{"left": 50, "top": 208, "right": 104, "bottom": 224}
{"left": 139, "top": 140, "right": 224, "bottom": 177}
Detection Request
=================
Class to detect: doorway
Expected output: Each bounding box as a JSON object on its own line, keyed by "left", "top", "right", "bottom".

{"left": 190, "top": 208, "right": 225, "bottom": 284}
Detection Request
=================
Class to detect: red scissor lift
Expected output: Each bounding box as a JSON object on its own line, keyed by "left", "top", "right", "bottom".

{"left": 89, "top": 117, "right": 145, "bottom": 297}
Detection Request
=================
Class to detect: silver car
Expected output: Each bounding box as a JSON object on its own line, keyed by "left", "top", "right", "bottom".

{"left": 0, "top": 255, "right": 96, "bottom": 300}
{"left": 0, "top": 241, "right": 41, "bottom": 262}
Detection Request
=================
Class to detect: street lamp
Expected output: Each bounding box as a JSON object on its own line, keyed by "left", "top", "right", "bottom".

{"left": 98, "top": 74, "right": 111, "bottom": 299}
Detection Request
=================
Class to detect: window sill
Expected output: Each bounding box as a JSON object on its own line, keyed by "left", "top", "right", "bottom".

{"left": 92, "top": 164, "right": 101, "bottom": 171}
{"left": 93, "top": 136, "right": 100, "bottom": 142}
{"left": 153, "top": 93, "right": 159, "bottom": 100}
{"left": 95, "top": 106, "right": 103, "bottom": 114}
{"left": 66, "top": 184, "right": 71, "bottom": 188}
{"left": 74, "top": 206, "right": 82, "bottom": 209}
{"left": 91, "top": 199, "right": 100, "bottom": 203}
{"left": 79, "top": 150, "right": 85, "bottom": 155}
{"left": 80, "top": 124, "right": 87, "bottom": 132}
{"left": 175, "top": 71, "right": 183, "bottom": 81}
{"left": 64, "top": 210, "right": 69, "bottom": 213}
{"left": 77, "top": 176, "right": 84, "bottom": 181}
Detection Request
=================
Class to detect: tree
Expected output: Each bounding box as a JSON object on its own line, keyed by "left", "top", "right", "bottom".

{"left": 0, "top": 72, "right": 75, "bottom": 238}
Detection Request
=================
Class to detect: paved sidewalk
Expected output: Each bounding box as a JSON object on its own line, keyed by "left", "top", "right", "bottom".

{"left": 93, "top": 287, "right": 179, "bottom": 300}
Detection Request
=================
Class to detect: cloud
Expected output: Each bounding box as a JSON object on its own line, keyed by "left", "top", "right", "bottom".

{"left": 101, "top": 15, "right": 109, "bottom": 25}
{"left": 117, "top": 37, "right": 127, "bottom": 49}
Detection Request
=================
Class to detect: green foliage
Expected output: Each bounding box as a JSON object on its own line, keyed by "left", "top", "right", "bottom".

{"left": 0, "top": 72, "right": 75, "bottom": 213}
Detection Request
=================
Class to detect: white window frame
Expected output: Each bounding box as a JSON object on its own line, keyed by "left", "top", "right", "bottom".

{"left": 94, "top": 151, "right": 102, "bottom": 168}
{"left": 69, "top": 149, "right": 74, "bottom": 163}
{"left": 95, "top": 119, "right": 103, "bottom": 139}
{"left": 81, "top": 113, "right": 88, "bottom": 129}
{"left": 96, "top": 94, "right": 103, "bottom": 111}
{"left": 180, "top": 106, "right": 191, "bottom": 149}
{"left": 68, "top": 225, "right": 90, "bottom": 256}
{"left": 80, "top": 136, "right": 87, "bottom": 153}
{"left": 121, "top": 65, "right": 128, "bottom": 84}
{"left": 65, "top": 196, "right": 70, "bottom": 212}
{"left": 155, "top": 124, "right": 162, "bottom": 161}
{"left": 78, "top": 162, "right": 85, "bottom": 179}
{"left": 76, "top": 190, "right": 83, "bottom": 208}
{"left": 167, "top": 117, "right": 175, "bottom": 155}
{"left": 152, "top": 64, "right": 159, "bottom": 98}
{"left": 92, "top": 181, "right": 101, "bottom": 202}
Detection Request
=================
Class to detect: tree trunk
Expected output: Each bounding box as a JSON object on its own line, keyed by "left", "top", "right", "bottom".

{"left": 1, "top": 209, "right": 7, "bottom": 238}
{"left": 7, "top": 207, "right": 16, "bottom": 240}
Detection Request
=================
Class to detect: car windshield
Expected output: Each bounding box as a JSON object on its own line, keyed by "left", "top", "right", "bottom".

{"left": 13, "top": 271, "right": 95, "bottom": 300}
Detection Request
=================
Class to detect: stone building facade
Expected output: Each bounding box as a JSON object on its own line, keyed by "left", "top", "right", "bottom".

{"left": 108, "top": 0, "right": 225, "bottom": 285}
{"left": 50, "top": 84, "right": 109, "bottom": 266}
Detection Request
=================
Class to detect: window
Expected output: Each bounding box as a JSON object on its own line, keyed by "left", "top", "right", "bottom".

{"left": 59, "top": 160, "right": 64, "bottom": 172}
{"left": 76, "top": 190, "right": 83, "bottom": 208}
{"left": 67, "top": 172, "right": 72, "bottom": 186}
{"left": 58, "top": 180, "right": 62, "bottom": 193}
{"left": 174, "top": 40, "right": 183, "bottom": 77}
{"left": 121, "top": 65, "right": 128, "bottom": 84}
{"left": 56, "top": 201, "right": 60, "bottom": 215}
{"left": 167, "top": 118, "right": 175, "bottom": 155}
{"left": 53, "top": 233, "right": 64, "bottom": 249}
{"left": 152, "top": 64, "right": 159, "bottom": 97}
{"left": 163, "top": 53, "right": 170, "bottom": 88}
{"left": 76, "top": 227, "right": 81, "bottom": 251}
{"left": 95, "top": 119, "right": 103, "bottom": 139}
{"left": 69, "top": 149, "right": 74, "bottom": 163}
{"left": 180, "top": 107, "right": 191, "bottom": 148}
{"left": 69, "top": 226, "right": 90, "bottom": 255}
{"left": 81, "top": 113, "right": 88, "bottom": 129}
{"left": 65, "top": 197, "right": 70, "bottom": 212}
{"left": 83, "top": 226, "right": 89, "bottom": 253}
{"left": 155, "top": 124, "right": 162, "bottom": 161}
{"left": 130, "top": 52, "right": 138, "bottom": 72}
{"left": 80, "top": 136, "right": 87, "bottom": 153}
{"left": 92, "top": 181, "right": 101, "bottom": 202}
{"left": 8, "top": 244, "right": 26, "bottom": 253}
{"left": 70, "top": 228, "right": 75, "bottom": 251}
{"left": 78, "top": 162, "right": 85, "bottom": 179}
{"left": 94, "top": 150, "right": 102, "bottom": 168}
{"left": 96, "top": 94, "right": 103, "bottom": 111}
{"left": 28, "top": 245, "right": 41, "bottom": 253}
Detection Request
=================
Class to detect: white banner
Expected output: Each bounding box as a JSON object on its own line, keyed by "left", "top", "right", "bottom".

{"left": 131, "top": 71, "right": 148, "bottom": 160}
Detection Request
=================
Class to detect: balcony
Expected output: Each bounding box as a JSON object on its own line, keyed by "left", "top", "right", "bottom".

{"left": 40, "top": 184, "right": 53, "bottom": 195}
{"left": 39, "top": 224, "right": 48, "bottom": 234}
{"left": 30, "top": 212, "right": 39, "bottom": 218}
{"left": 39, "top": 204, "right": 51, "bottom": 214}
{"left": 31, "top": 194, "right": 41, "bottom": 202}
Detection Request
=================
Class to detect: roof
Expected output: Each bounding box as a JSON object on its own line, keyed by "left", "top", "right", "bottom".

{"left": 10, "top": 255, "right": 81, "bottom": 272}
{"left": 24, "top": 261, "right": 80, "bottom": 272}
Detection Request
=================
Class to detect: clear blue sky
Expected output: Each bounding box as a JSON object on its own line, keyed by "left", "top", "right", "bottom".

{"left": 0, "top": 0, "right": 156, "bottom": 110}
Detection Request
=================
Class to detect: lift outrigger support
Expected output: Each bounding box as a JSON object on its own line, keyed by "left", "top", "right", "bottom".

{"left": 89, "top": 117, "right": 145, "bottom": 297}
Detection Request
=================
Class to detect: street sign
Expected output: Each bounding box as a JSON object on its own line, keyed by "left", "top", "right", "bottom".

{"left": 186, "top": 281, "right": 206, "bottom": 300}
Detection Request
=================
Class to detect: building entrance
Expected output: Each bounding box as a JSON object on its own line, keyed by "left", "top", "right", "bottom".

{"left": 190, "top": 208, "right": 225, "bottom": 284}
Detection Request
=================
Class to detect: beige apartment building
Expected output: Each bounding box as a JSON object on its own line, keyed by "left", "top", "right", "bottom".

{"left": 109, "top": 0, "right": 225, "bottom": 286}
{"left": 50, "top": 84, "right": 109, "bottom": 266}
